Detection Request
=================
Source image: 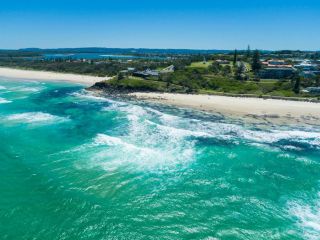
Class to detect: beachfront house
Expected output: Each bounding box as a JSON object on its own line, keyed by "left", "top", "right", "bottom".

{"left": 259, "top": 68, "right": 296, "bottom": 79}
{"left": 133, "top": 69, "right": 160, "bottom": 78}
{"left": 260, "top": 59, "right": 295, "bottom": 79}
{"left": 132, "top": 65, "right": 175, "bottom": 79}
{"left": 160, "top": 65, "right": 175, "bottom": 74}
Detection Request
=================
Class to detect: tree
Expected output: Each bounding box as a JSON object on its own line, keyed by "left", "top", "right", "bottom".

{"left": 315, "top": 75, "right": 320, "bottom": 87}
{"left": 235, "top": 62, "right": 247, "bottom": 81}
{"left": 293, "top": 75, "right": 301, "bottom": 94}
{"left": 117, "top": 72, "right": 125, "bottom": 81}
{"left": 254, "top": 75, "right": 260, "bottom": 82}
{"left": 222, "top": 65, "right": 232, "bottom": 76}
{"left": 251, "top": 50, "right": 261, "bottom": 73}
{"left": 210, "top": 62, "right": 221, "bottom": 74}
{"left": 233, "top": 49, "right": 238, "bottom": 65}
{"left": 246, "top": 45, "right": 251, "bottom": 58}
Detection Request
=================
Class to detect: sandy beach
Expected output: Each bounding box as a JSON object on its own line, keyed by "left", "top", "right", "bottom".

{"left": 0, "top": 67, "right": 110, "bottom": 85}
{"left": 131, "top": 92, "right": 320, "bottom": 125}
{"left": 1, "top": 66, "right": 319, "bottom": 124}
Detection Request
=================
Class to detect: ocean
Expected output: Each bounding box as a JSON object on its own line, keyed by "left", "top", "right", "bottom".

{"left": 0, "top": 78, "right": 320, "bottom": 239}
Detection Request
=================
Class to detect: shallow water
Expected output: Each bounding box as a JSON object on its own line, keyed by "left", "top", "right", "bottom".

{"left": 1, "top": 78, "right": 320, "bottom": 239}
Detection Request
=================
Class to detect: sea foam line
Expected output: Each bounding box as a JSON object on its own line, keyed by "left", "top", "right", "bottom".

{"left": 11, "top": 86, "right": 44, "bottom": 92}
{"left": 288, "top": 193, "right": 320, "bottom": 240}
{"left": 6, "top": 112, "right": 68, "bottom": 124}
{"left": 0, "top": 97, "right": 11, "bottom": 104}
{"left": 103, "top": 101, "right": 320, "bottom": 149}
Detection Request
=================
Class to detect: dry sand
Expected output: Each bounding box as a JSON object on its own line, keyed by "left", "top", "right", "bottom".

{"left": 131, "top": 92, "right": 320, "bottom": 125}
{"left": 0, "top": 67, "right": 110, "bottom": 85}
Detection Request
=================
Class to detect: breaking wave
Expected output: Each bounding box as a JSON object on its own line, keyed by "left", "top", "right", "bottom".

{"left": 71, "top": 90, "right": 110, "bottom": 102}
{"left": 99, "top": 100, "right": 320, "bottom": 153}
{"left": 111, "top": 102, "right": 320, "bottom": 149}
{"left": 64, "top": 99, "right": 320, "bottom": 173}
{"left": 0, "top": 97, "right": 11, "bottom": 104}
{"left": 6, "top": 112, "right": 68, "bottom": 124}
{"left": 288, "top": 192, "right": 320, "bottom": 240}
{"left": 12, "top": 86, "right": 44, "bottom": 92}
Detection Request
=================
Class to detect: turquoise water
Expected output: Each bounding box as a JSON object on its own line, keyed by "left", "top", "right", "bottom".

{"left": 0, "top": 78, "right": 320, "bottom": 240}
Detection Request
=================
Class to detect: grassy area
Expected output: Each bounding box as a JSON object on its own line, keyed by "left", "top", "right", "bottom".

{"left": 93, "top": 71, "right": 319, "bottom": 99}
{"left": 109, "top": 77, "right": 167, "bottom": 91}
{"left": 94, "top": 76, "right": 185, "bottom": 93}
{"left": 200, "top": 76, "right": 308, "bottom": 97}
{"left": 189, "top": 61, "right": 213, "bottom": 69}
{"left": 95, "top": 73, "right": 312, "bottom": 99}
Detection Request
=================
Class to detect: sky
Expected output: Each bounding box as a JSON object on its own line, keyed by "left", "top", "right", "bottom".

{"left": 0, "top": 0, "right": 319, "bottom": 50}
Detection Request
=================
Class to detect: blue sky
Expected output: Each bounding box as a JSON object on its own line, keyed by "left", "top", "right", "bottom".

{"left": 1, "top": 0, "right": 319, "bottom": 50}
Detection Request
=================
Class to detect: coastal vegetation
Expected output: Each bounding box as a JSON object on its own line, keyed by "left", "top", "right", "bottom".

{"left": 93, "top": 73, "right": 317, "bottom": 99}
{"left": 1, "top": 48, "right": 320, "bottom": 99}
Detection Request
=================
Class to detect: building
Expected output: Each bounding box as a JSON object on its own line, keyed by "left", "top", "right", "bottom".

{"left": 300, "top": 71, "right": 316, "bottom": 79}
{"left": 302, "top": 87, "right": 320, "bottom": 95}
{"left": 259, "top": 68, "right": 295, "bottom": 79}
{"left": 216, "top": 60, "right": 230, "bottom": 64}
{"left": 294, "top": 60, "right": 320, "bottom": 78}
{"left": 160, "top": 65, "right": 175, "bottom": 74}
{"left": 260, "top": 59, "right": 295, "bottom": 79}
{"left": 294, "top": 60, "right": 318, "bottom": 71}
{"left": 261, "top": 59, "right": 293, "bottom": 68}
{"left": 133, "top": 69, "right": 159, "bottom": 78}
{"left": 119, "top": 67, "right": 137, "bottom": 76}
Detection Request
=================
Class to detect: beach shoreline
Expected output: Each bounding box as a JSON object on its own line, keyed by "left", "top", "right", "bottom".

{"left": 130, "top": 92, "right": 320, "bottom": 125}
{"left": 1, "top": 66, "right": 319, "bottom": 125}
{"left": 0, "top": 67, "right": 110, "bottom": 86}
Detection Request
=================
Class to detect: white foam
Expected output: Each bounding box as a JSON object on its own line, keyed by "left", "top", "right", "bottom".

{"left": 95, "top": 134, "right": 135, "bottom": 148}
{"left": 146, "top": 107, "right": 181, "bottom": 125}
{"left": 6, "top": 112, "right": 68, "bottom": 124}
{"left": 185, "top": 120, "right": 320, "bottom": 147}
{"left": 74, "top": 102, "right": 320, "bottom": 172}
{"left": 0, "top": 97, "right": 11, "bottom": 104}
{"left": 71, "top": 90, "right": 110, "bottom": 102}
{"left": 153, "top": 121, "right": 209, "bottom": 139}
{"left": 80, "top": 121, "right": 197, "bottom": 172}
{"left": 240, "top": 129, "right": 320, "bottom": 148}
{"left": 288, "top": 193, "right": 320, "bottom": 240}
{"left": 105, "top": 102, "right": 320, "bottom": 149}
{"left": 12, "top": 86, "right": 43, "bottom": 92}
{"left": 0, "top": 85, "right": 7, "bottom": 90}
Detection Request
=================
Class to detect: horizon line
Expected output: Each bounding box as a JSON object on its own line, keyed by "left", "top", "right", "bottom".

{"left": 1, "top": 47, "right": 319, "bottom": 52}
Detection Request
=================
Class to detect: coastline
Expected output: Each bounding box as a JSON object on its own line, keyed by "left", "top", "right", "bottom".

{"left": 0, "top": 67, "right": 110, "bottom": 85}
{"left": 130, "top": 92, "right": 320, "bottom": 125}
{"left": 1, "top": 66, "right": 319, "bottom": 125}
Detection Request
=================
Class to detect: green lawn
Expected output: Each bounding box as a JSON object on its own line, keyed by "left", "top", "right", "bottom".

{"left": 189, "top": 61, "right": 213, "bottom": 69}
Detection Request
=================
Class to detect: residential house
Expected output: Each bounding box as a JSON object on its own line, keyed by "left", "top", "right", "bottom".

{"left": 160, "top": 65, "right": 175, "bottom": 74}
{"left": 216, "top": 60, "right": 230, "bottom": 64}
{"left": 260, "top": 59, "right": 295, "bottom": 79}
{"left": 133, "top": 69, "right": 159, "bottom": 78}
